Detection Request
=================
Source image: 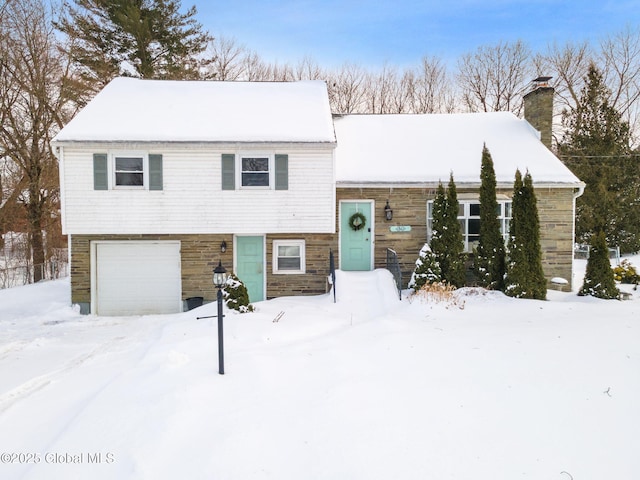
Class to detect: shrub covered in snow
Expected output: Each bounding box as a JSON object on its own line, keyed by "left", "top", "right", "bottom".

{"left": 223, "top": 273, "right": 255, "bottom": 313}
{"left": 409, "top": 243, "right": 442, "bottom": 292}
{"left": 579, "top": 231, "right": 620, "bottom": 299}
{"left": 408, "top": 243, "right": 441, "bottom": 291}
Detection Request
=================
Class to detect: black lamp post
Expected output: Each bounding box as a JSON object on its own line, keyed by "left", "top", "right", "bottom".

{"left": 213, "top": 260, "right": 228, "bottom": 374}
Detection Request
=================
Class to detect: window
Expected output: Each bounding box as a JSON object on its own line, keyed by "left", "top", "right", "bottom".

{"left": 241, "top": 156, "right": 270, "bottom": 187}
{"left": 93, "top": 152, "right": 162, "bottom": 190}
{"left": 427, "top": 200, "right": 512, "bottom": 252}
{"left": 222, "top": 153, "right": 288, "bottom": 190}
{"left": 273, "top": 240, "right": 305, "bottom": 274}
{"left": 114, "top": 156, "right": 144, "bottom": 187}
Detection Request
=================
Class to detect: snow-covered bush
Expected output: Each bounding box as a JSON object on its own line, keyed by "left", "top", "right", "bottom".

{"left": 408, "top": 243, "right": 441, "bottom": 291}
{"left": 223, "top": 273, "right": 254, "bottom": 313}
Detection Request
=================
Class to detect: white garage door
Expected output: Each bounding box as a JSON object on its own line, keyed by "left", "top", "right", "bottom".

{"left": 93, "top": 241, "right": 182, "bottom": 316}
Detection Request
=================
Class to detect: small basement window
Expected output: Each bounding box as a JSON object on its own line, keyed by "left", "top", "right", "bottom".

{"left": 273, "top": 240, "right": 305, "bottom": 274}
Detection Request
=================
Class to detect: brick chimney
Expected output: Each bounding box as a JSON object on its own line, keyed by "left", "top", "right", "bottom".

{"left": 523, "top": 76, "right": 554, "bottom": 149}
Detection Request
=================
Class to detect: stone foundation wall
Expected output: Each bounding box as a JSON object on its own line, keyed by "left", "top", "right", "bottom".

{"left": 266, "top": 233, "right": 337, "bottom": 298}
{"left": 70, "top": 232, "right": 338, "bottom": 309}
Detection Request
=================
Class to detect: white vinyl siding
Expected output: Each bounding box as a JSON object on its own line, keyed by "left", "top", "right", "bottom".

{"left": 59, "top": 145, "right": 335, "bottom": 235}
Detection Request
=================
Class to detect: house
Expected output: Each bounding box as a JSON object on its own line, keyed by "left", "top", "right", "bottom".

{"left": 333, "top": 109, "right": 583, "bottom": 289}
{"left": 52, "top": 78, "right": 337, "bottom": 315}
{"left": 53, "top": 77, "right": 583, "bottom": 316}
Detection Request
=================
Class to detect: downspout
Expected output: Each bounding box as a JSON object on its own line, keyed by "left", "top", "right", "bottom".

{"left": 571, "top": 182, "right": 586, "bottom": 290}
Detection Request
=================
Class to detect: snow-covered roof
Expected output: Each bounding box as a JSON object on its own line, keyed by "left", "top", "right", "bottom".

{"left": 53, "top": 78, "right": 336, "bottom": 144}
{"left": 334, "top": 113, "right": 582, "bottom": 186}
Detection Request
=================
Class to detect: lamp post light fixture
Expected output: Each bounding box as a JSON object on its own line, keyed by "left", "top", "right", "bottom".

{"left": 213, "top": 260, "right": 228, "bottom": 374}
{"left": 384, "top": 200, "right": 393, "bottom": 221}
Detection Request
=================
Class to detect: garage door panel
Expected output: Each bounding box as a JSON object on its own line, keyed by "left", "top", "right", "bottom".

{"left": 94, "top": 242, "right": 182, "bottom": 316}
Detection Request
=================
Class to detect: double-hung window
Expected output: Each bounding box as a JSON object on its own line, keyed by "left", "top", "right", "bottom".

{"left": 241, "top": 156, "right": 270, "bottom": 187}
{"left": 114, "top": 156, "right": 144, "bottom": 187}
{"left": 427, "top": 199, "right": 512, "bottom": 252}
{"left": 221, "top": 153, "right": 288, "bottom": 190}
{"left": 93, "top": 152, "right": 163, "bottom": 191}
{"left": 273, "top": 240, "right": 305, "bottom": 274}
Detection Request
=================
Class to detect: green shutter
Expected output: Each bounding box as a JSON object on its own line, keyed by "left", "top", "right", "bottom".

{"left": 149, "top": 154, "right": 163, "bottom": 190}
{"left": 221, "top": 154, "right": 235, "bottom": 190}
{"left": 93, "top": 153, "right": 108, "bottom": 190}
{"left": 275, "top": 154, "right": 288, "bottom": 190}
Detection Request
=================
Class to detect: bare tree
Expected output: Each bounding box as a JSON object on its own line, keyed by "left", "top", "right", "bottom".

{"left": 457, "top": 40, "right": 532, "bottom": 114}
{"left": 0, "top": 0, "right": 73, "bottom": 282}
{"left": 326, "top": 63, "right": 368, "bottom": 113}
{"left": 366, "top": 64, "right": 401, "bottom": 113}
{"left": 293, "top": 56, "right": 325, "bottom": 80}
{"left": 205, "top": 36, "right": 250, "bottom": 81}
{"left": 534, "top": 41, "right": 592, "bottom": 112}
{"left": 599, "top": 26, "right": 640, "bottom": 145}
{"left": 410, "top": 56, "right": 457, "bottom": 113}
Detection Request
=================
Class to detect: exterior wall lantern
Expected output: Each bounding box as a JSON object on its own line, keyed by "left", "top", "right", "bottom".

{"left": 384, "top": 200, "right": 393, "bottom": 221}
{"left": 220, "top": 240, "right": 227, "bottom": 253}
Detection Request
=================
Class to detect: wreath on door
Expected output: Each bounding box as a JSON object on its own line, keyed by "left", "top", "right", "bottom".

{"left": 348, "top": 212, "right": 367, "bottom": 231}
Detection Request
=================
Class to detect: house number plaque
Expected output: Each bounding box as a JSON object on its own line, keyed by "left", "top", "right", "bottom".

{"left": 390, "top": 226, "right": 412, "bottom": 233}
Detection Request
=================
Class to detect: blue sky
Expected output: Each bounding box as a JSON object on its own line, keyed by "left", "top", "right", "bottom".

{"left": 194, "top": 1, "right": 639, "bottom": 68}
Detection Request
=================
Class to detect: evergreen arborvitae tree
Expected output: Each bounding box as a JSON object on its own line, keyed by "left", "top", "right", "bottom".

{"left": 579, "top": 230, "right": 619, "bottom": 299}
{"left": 558, "top": 63, "right": 639, "bottom": 253}
{"left": 445, "top": 174, "right": 467, "bottom": 287}
{"left": 56, "top": 0, "right": 212, "bottom": 98}
{"left": 408, "top": 243, "right": 441, "bottom": 291}
{"left": 430, "top": 181, "right": 449, "bottom": 282}
{"left": 430, "top": 174, "right": 466, "bottom": 288}
{"left": 475, "top": 144, "right": 506, "bottom": 290}
{"left": 504, "top": 170, "right": 547, "bottom": 300}
{"left": 522, "top": 172, "right": 547, "bottom": 299}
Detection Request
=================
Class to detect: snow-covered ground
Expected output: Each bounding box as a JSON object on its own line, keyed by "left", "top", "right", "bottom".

{"left": 0, "top": 258, "right": 638, "bottom": 480}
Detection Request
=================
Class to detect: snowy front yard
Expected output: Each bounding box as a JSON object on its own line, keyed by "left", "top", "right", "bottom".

{"left": 0, "top": 260, "right": 639, "bottom": 480}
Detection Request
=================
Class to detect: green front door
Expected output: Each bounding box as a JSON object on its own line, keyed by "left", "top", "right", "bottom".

{"left": 340, "top": 202, "right": 373, "bottom": 271}
{"left": 236, "top": 236, "right": 265, "bottom": 302}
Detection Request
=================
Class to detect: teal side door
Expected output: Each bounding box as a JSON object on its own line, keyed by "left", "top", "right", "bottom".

{"left": 340, "top": 202, "right": 373, "bottom": 271}
{"left": 236, "top": 236, "right": 265, "bottom": 302}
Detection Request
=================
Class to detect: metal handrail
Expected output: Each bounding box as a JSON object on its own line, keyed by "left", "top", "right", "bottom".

{"left": 329, "top": 248, "right": 336, "bottom": 303}
{"left": 386, "top": 248, "right": 402, "bottom": 300}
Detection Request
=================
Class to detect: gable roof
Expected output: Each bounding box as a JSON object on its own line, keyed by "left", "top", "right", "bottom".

{"left": 53, "top": 78, "right": 336, "bottom": 144}
{"left": 333, "top": 113, "right": 582, "bottom": 186}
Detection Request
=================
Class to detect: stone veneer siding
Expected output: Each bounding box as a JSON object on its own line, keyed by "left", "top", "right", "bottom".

{"left": 336, "top": 186, "right": 576, "bottom": 291}
{"left": 266, "top": 233, "right": 337, "bottom": 298}
{"left": 70, "top": 233, "right": 337, "bottom": 311}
